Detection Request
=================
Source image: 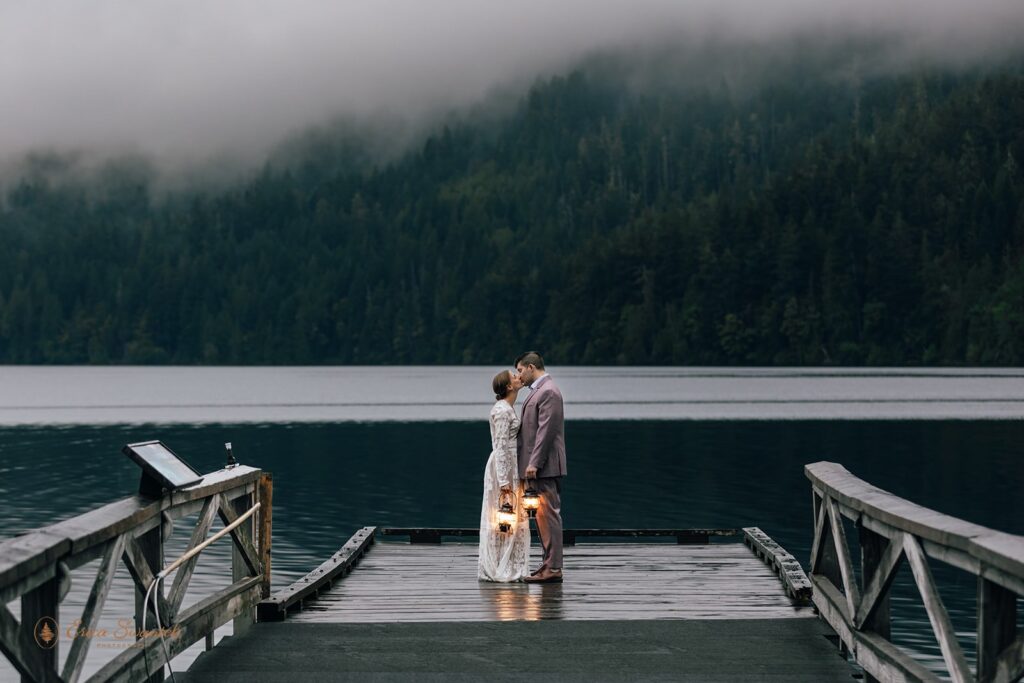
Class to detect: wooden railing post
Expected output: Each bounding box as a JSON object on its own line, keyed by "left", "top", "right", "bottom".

{"left": 20, "top": 577, "right": 59, "bottom": 683}
{"left": 816, "top": 503, "right": 843, "bottom": 597}
{"left": 134, "top": 525, "right": 164, "bottom": 683}
{"left": 258, "top": 473, "right": 273, "bottom": 599}
{"left": 232, "top": 492, "right": 256, "bottom": 638}
{"left": 859, "top": 524, "right": 891, "bottom": 683}
{"left": 977, "top": 577, "right": 1017, "bottom": 681}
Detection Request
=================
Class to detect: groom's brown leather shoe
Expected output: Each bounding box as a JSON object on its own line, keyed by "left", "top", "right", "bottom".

{"left": 524, "top": 569, "right": 563, "bottom": 583}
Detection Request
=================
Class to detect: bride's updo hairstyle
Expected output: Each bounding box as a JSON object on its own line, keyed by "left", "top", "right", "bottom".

{"left": 492, "top": 370, "right": 512, "bottom": 400}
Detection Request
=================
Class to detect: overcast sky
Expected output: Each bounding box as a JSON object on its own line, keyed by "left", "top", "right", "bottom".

{"left": 2, "top": 0, "right": 1023, "bottom": 172}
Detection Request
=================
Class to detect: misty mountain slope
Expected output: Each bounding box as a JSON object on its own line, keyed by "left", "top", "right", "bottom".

{"left": 0, "top": 63, "right": 1022, "bottom": 365}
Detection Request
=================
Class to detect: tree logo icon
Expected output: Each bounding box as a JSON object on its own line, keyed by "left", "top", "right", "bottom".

{"left": 34, "top": 617, "right": 58, "bottom": 649}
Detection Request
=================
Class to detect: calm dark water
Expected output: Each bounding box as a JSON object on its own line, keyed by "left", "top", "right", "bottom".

{"left": 2, "top": 419, "right": 1023, "bottom": 679}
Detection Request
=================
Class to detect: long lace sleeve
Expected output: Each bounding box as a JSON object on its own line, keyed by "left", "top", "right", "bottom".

{"left": 492, "top": 407, "right": 516, "bottom": 488}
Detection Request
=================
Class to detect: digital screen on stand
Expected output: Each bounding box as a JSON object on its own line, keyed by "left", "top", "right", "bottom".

{"left": 124, "top": 441, "right": 203, "bottom": 490}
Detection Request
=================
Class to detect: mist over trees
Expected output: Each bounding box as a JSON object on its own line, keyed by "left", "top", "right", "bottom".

{"left": 1, "top": 56, "right": 1022, "bottom": 365}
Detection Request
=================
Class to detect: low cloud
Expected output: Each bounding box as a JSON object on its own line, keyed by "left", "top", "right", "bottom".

{"left": 2, "top": 0, "right": 1023, "bottom": 177}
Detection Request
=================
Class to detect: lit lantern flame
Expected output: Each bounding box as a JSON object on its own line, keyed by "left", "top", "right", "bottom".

{"left": 522, "top": 484, "right": 540, "bottom": 519}
{"left": 497, "top": 491, "right": 517, "bottom": 533}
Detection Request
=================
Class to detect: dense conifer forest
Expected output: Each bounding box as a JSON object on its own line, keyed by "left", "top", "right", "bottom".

{"left": 1, "top": 53, "right": 1022, "bottom": 365}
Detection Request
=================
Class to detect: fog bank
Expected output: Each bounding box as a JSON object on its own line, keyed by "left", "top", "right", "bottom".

{"left": 2, "top": 0, "right": 1023, "bottom": 177}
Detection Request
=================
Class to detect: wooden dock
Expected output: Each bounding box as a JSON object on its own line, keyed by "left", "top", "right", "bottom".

{"left": 180, "top": 528, "right": 852, "bottom": 681}
{"left": 3, "top": 460, "right": 1023, "bottom": 682}
{"left": 278, "top": 537, "right": 813, "bottom": 623}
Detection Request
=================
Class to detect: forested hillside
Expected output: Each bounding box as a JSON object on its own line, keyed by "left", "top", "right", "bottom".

{"left": 1, "top": 58, "right": 1023, "bottom": 365}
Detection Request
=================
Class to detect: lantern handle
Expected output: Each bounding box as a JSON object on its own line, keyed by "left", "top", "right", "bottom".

{"left": 498, "top": 488, "right": 516, "bottom": 509}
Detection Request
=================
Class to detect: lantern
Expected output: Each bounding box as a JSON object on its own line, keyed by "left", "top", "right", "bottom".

{"left": 522, "top": 483, "right": 540, "bottom": 519}
{"left": 497, "top": 491, "right": 517, "bottom": 533}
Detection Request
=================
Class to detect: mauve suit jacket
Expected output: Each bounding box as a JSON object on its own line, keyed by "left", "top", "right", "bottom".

{"left": 517, "top": 375, "right": 567, "bottom": 480}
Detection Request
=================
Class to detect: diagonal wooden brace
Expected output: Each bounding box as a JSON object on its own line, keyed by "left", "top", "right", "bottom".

{"left": 167, "top": 494, "right": 220, "bottom": 618}
{"left": 218, "top": 498, "right": 262, "bottom": 578}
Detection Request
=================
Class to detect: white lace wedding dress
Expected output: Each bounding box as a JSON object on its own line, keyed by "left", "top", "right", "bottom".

{"left": 478, "top": 400, "right": 530, "bottom": 582}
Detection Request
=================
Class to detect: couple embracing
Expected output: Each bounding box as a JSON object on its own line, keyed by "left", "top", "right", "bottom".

{"left": 478, "top": 351, "right": 566, "bottom": 584}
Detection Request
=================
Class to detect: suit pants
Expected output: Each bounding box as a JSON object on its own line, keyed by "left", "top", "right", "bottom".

{"left": 534, "top": 477, "right": 563, "bottom": 571}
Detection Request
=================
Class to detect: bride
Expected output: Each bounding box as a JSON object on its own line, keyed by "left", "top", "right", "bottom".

{"left": 478, "top": 369, "right": 530, "bottom": 582}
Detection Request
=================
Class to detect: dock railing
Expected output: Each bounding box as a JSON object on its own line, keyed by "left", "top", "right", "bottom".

{"left": 0, "top": 465, "right": 272, "bottom": 683}
{"left": 806, "top": 461, "right": 1024, "bottom": 683}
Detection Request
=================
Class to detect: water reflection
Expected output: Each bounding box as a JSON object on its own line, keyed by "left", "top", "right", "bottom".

{"left": 480, "top": 582, "right": 563, "bottom": 621}
{"left": 483, "top": 583, "right": 537, "bottom": 621}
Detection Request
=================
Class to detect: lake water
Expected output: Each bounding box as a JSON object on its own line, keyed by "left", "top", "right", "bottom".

{"left": 1, "top": 366, "right": 1023, "bottom": 680}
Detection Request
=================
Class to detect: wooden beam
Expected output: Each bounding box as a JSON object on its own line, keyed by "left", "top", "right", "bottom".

{"left": 20, "top": 574, "right": 59, "bottom": 683}
{"left": 230, "top": 493, "right": 256, "bottom": 639}
{"left": 810, "top": 572, "right": 853, "bottom": 644}
{"left": 218, "top": 498, "right": 261, "bottom": 578}
{"left": 983, "top": 633, "right": 1024, "bottom": 683}
{"left": 161, "top": 497, "right": 210, "bottom": 522}
{"left": 258, "top": 473, "right": 273, "bottom": 599}
{"left": 811, "top": 574, "right": 941, "bottom": 682}
{"left": 87, "top": 576, "right": 263, "bottom": 683}
{"left": 39, "top": 498, "right": 164, "bottom": 562}
{"left": 855, "top": 629, "right": 944, "bottom": 683}
{"left": 980, "top": 562, "right": 1024, "bottom": 599}
{"left": 977, "top": 577, "right": 1017, "bottom": 682}
{"left": 0, "top": 605, "right": 61, "bottom": 683}
{"left": 920, "top": 538, "right": 1024, "bottom": 600}
{"left": 62, "top": 534, "right": 125, "bottom": 683}
{"left": 167, "top": 494, "right": 220, "bottom": 618}
{"left": 854, "top": 529, "right": 902, "bottom": 630}
{"left": 826, "top": 496, "right": 860, "bottom": 618}
{"left": 0, "top": 564, "right": 58, "bottom": 608}
{"left": 7, "top": 468, "right": 256, "bottom": 553}
{"left": 123, "top": 532, "right": 172, "bottom": 665}
{"left": 168, "top": 466, "right": 262, "bottom": 506}
{"left": 903, "top": 533, "right": 972, "bottom": 683}
{"left": 812, "top": 488, "right": 821, "bottom": 536}
{"left": 130, "top": 525, "right": 165, "bottom": 683}
{"left": 859, "top": 514, "right": 900, "bottom": 542}
{"left": 0, "top": 533, "right": 71, "bottom": 600}
{"left": 257, "top": 527, "right": 376, "bottom": 622}
{"left": 742, "top": 527, "right": 812, "bottom": 602}
{"left": 970, "top": 532, "right": 1024, "bottom": 585}
{"left": 810, "top": 494, "right": 829, "bottom": 574}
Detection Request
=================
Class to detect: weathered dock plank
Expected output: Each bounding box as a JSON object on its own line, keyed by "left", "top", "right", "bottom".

{"left": 287, "top": 542, "right": 814, "bottom": 623}
{"left": 184, "top": 619, "right": 853, "bottom": 682}
{"left": 186, "top": 531, "right": 853, "bottom": 680}
{"left": 256, "top": 526, "right": 375, "bottom": 621}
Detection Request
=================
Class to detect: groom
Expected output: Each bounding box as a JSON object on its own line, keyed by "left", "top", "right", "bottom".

{"left": 515, "top": 351, "right": 566, "bottom": 584}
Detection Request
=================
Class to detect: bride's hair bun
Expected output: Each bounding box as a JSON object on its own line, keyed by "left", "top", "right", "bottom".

{"left": 492, "top": 369, "right": 511, "bottom": 400}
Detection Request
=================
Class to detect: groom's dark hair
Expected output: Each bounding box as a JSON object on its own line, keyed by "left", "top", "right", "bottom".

{"left": 515, "top": 351, "right": 545, "bottom": 370}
